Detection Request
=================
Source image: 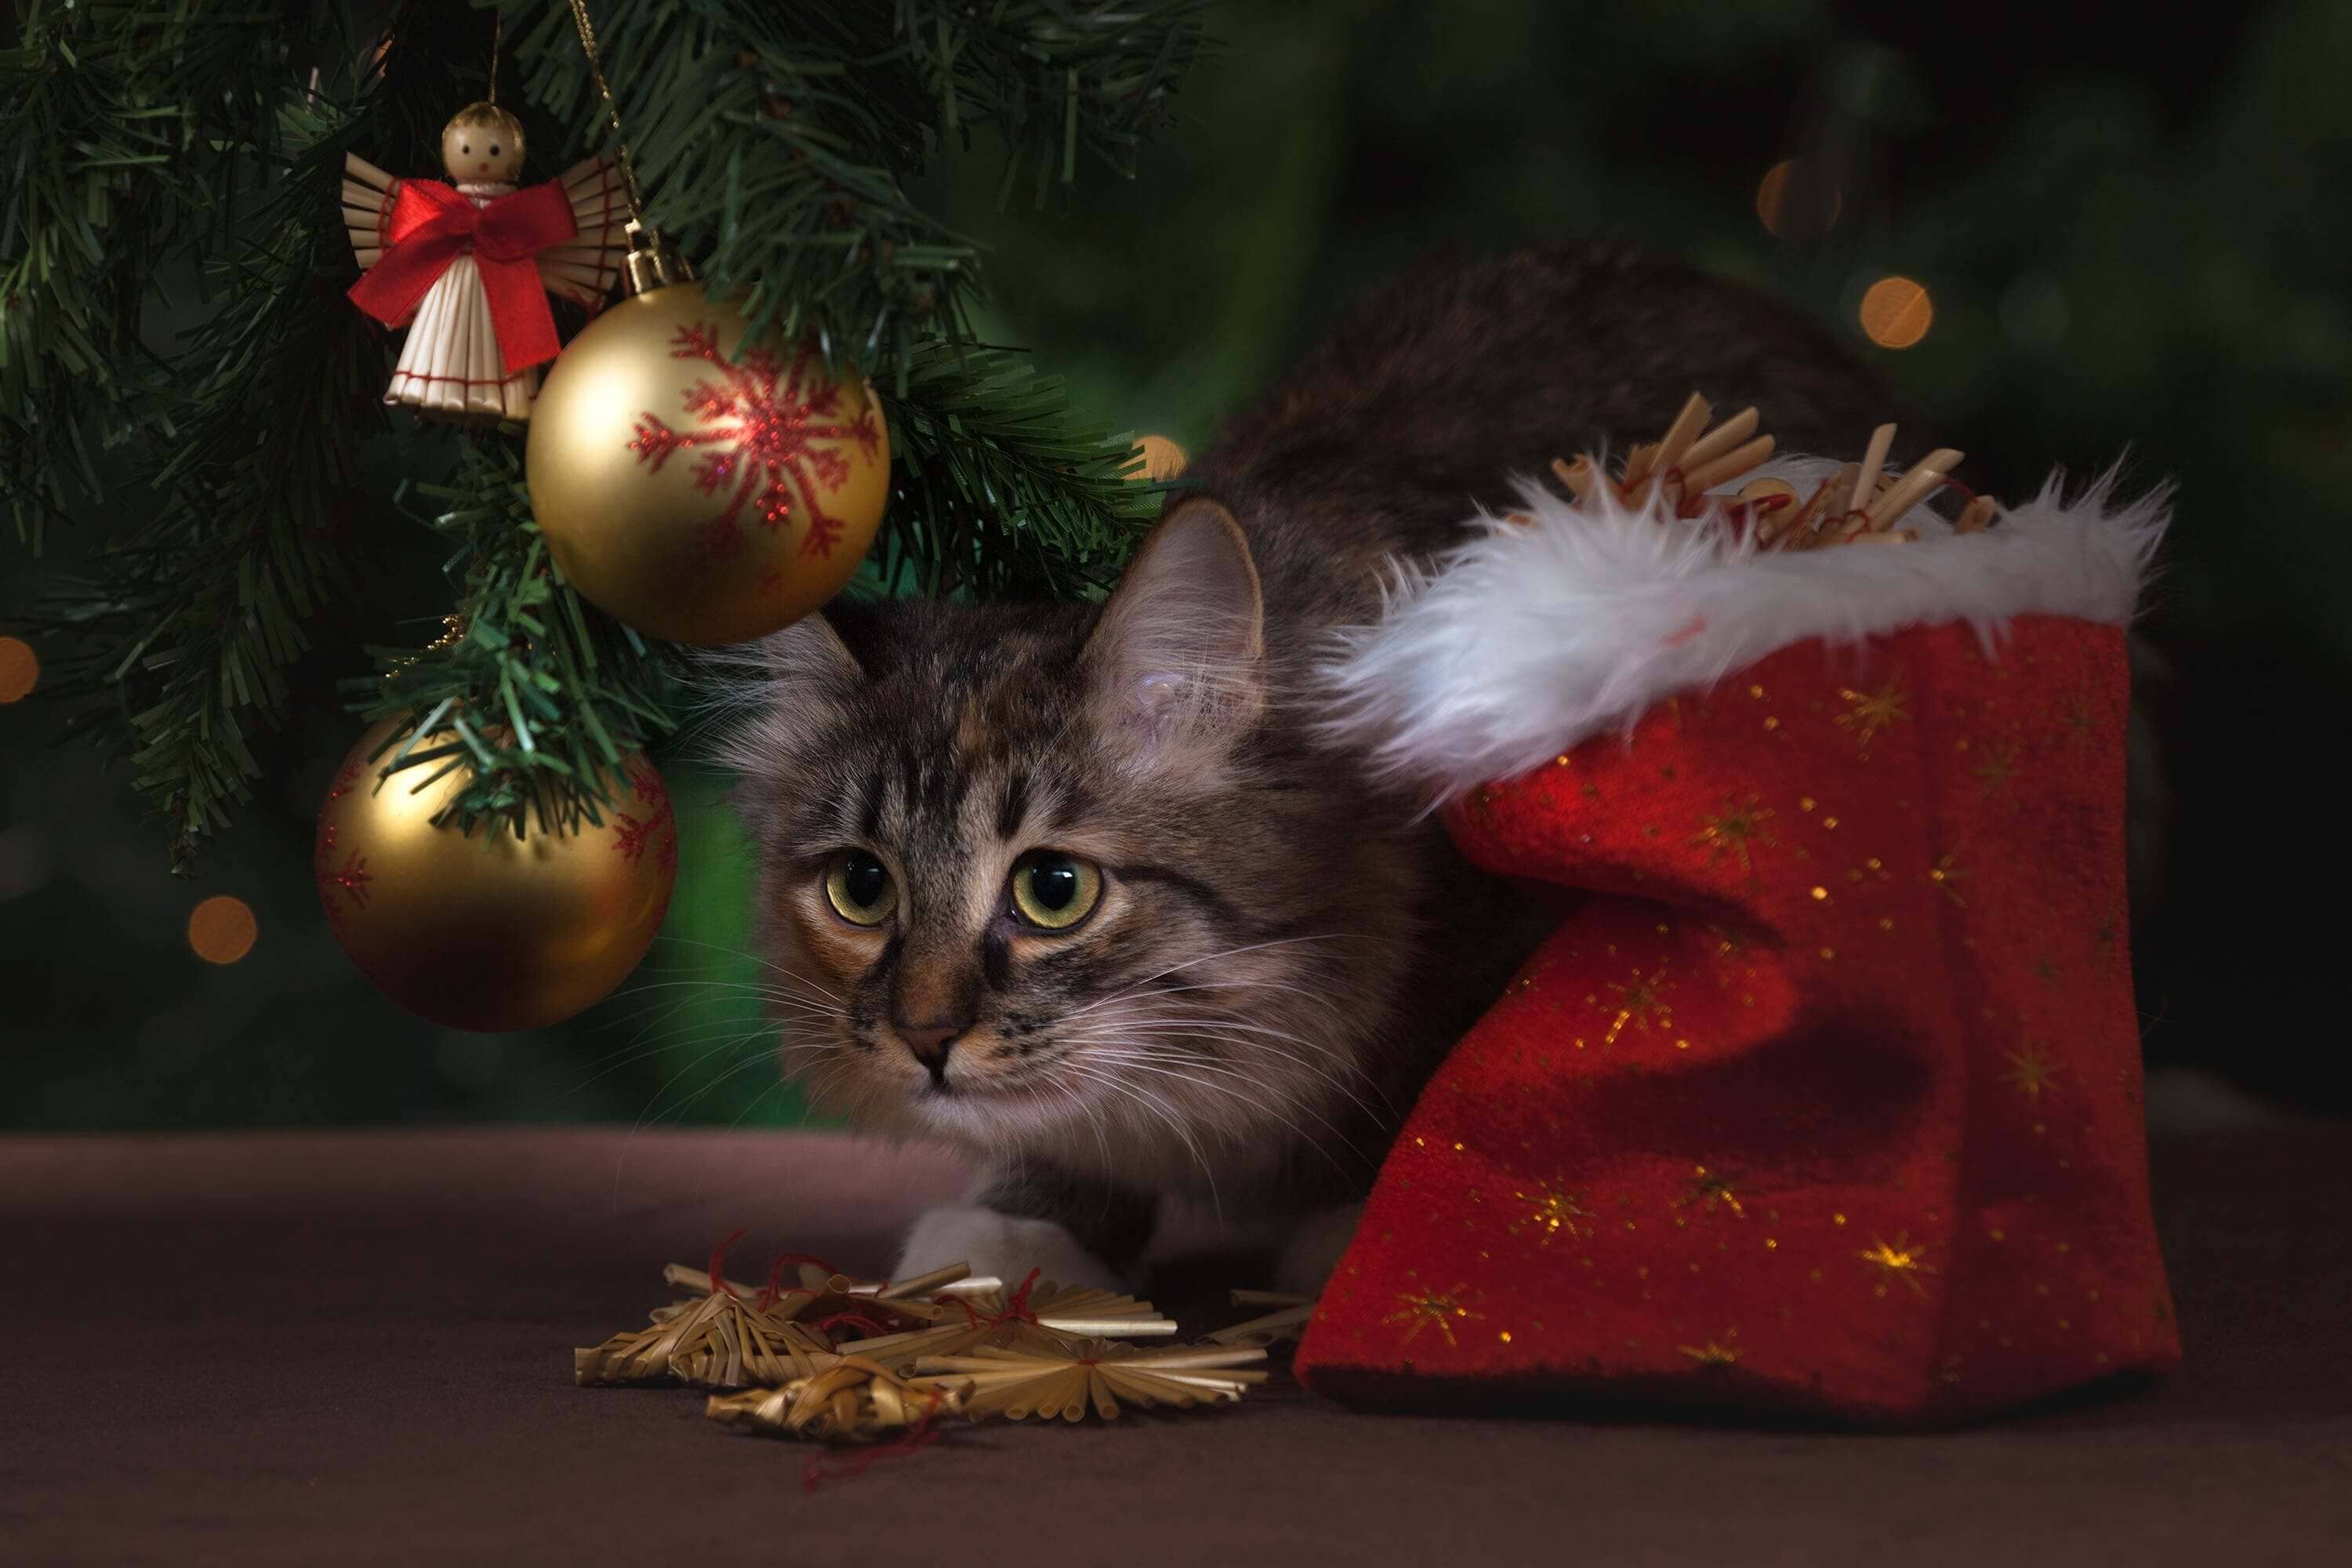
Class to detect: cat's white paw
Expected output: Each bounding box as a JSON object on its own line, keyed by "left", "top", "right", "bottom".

{"left": 1274, "top": 1202, "right": 1367, "bottom": 1297}
{"left": 896, "top": 1205, "right": 1128, "bottom": 1293}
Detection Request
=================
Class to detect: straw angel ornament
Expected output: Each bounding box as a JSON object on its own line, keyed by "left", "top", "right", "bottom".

{"left": 344, "top": 103, "right": 629, "bottom": 423}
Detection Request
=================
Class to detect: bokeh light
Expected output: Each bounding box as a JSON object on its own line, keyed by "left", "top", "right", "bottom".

{"left": 1755, "top": 159, "right": 1841, "bottom": 239}
{"left": 0, "top": 636, "right": 38, "bottom": 702}
{"left": 1134, "top": 434, "right": 1188, "bottom": 481}
{"left": 188, "top": 896, "right": 259, "bottom": 965}
{"left": 1858, "top": 276, "right": 1934, "bottom": 349}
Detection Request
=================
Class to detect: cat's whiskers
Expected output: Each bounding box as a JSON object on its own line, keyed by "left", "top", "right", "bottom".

{"left": 1025, "top": 1054, "right": 1120, "bottom": 1184}
{"left": 1087, "top": 1015, "right": 1373, "bottom": 1134}
{"left": 1077, "top": 1039, "right": 1367, "bottom": 1176}
{"left": 718, "top": 1074, "right": 788, "bottom": 1134}
{"left": 648, "top": 1037, "right": 804, "bottom": 1126}
{"left": 648, "top": 933, "right": 849, "bottom": 1003}
{"left": 615, "top": 1000, "right": 840, "bottom": 1059}
{"left": 602, "top": 993, "right": 839, "bottom": 1040}
{"left": 1098, "top": 1004, "right": 1372, "bottom": 1069}
{"left": 1170, "top": 1033, "right": 1387, "bottom": 1134}
{"left": 1037, "top": 1014, "right": 1290, "bottom": 1116}
{"left": 1033, "top": 935, "right": 1391, "bottom": 1151}
{"left": 1050, "top": 932, "right": 1382, "bottom": 1023}
{"left": 1170, "top": 1015, "right": 1399, "bottom": 1120}
{"left": 1051, "top": 1006, "right": 1388, "bottom": 1125}
{"left": 582, "top": 976, "right": 816, "bottom": 1038}
{"left": 601, "top": 975, "right": 848, "bottom": 1131}
{"left": 608, "top": 1022, "right": 800, "bottom": 1202}
{"left": 637, "top": 1018, "right": 789, "bottom": 1098}
{"left": 796, "top": 1060, "right": 867, "bottom": 1127}
{"left": 571, "top": 1029, "right": 770, "bottom": 1098}
{"left": 1052, "top": 1022, "right": 1372, "bottom": 1133}
{"left": 1083, "top": 975, "right": 1359, "bottom": 1029}
{"left": 590, "top": 967, "right": 844, "bottom": 1074}
{"left": 1051, "top": 1056, "right": 1226, "bottom": 1218}
{"left": 602, "top": 977, "right": 834, "bottom": 1007}
{"left": 560, "top": 991, "right": 837, "bottom": 1105}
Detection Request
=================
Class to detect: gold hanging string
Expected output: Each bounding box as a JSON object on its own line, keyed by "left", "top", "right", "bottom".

{"left": 562, "top": 0, "right": 647, "bottom": 223}
{"left": 488, "top": 9, "right": 502, "bottom": 107}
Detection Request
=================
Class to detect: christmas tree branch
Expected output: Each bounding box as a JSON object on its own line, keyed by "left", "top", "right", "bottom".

{"left": 2, "top": 0, "right": 494, "bottom": 549}
{"left": 6, "top": 16, "right": 487, "bottom": 869}
{"left": 498, "top": 0, "right": 1192, "bottom": 608}
{"left": 359, "top": 340, "right": 1154, "bottom": 840}
{"left": 874, "top": 343, "right": 1157, "bottom": 602}
{"left": 8, "top": 0, "right": 1194, "bottom": 861}
{"left": 895, "top": 0, "right": 1214, "bottom": 205}
{"left": 362, "top": 438, "right": 687, "bottom": 837}
{"left": 0, "top": 1, "right": 358, "bottom": 546}
{"left": 33, "top": 106, "right": 379, "bottom": 870}
{"left": 503, "top": 0, "right": 1205, "bottom": 370}
{"left": 0, "top": 13, "right": 151, "bottom": 546}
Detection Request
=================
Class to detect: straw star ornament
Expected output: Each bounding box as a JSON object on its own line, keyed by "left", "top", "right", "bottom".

{"left": 909, "top": 1339, "right": 1271, "bottom": 1421}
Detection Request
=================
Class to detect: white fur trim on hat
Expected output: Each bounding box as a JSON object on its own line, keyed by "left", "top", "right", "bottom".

{"left": 1318, "top": 457, "right": 2167, "bottom": 802}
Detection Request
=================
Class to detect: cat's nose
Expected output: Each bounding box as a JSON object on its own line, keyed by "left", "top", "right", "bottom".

{"left": 893, "top": 1020, "right": 964, "bottom": 1080}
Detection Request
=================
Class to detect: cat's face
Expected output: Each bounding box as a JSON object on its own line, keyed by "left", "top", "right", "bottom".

{"left": 717, "top": 503, "right": 1413, "bottom": 1190}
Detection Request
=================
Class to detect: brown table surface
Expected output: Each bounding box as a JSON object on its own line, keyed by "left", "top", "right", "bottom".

{"left": 4, "top": 1126, "right": 2347, "bottom": 1566}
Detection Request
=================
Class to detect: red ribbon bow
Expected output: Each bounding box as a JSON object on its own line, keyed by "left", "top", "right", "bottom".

{"left": 346, "top": 177, "right": 577, "bottom": 374}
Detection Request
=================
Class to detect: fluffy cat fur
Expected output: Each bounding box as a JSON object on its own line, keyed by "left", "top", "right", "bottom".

{"left": 712, "top": 241, "right": 2117, "bottom": 1292}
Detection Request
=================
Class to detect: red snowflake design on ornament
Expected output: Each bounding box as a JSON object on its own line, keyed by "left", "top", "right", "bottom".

{"left": 626, "top": 324, "right": 881, "bottom": 563}
{"left": 316, "top": 763, "right": 374, "bottom": 931}
{"left": 612, "top": 759, "right": 679, "bottom": 873}
{"left": 314, "top": 822, "right": 376, "bottom": 924}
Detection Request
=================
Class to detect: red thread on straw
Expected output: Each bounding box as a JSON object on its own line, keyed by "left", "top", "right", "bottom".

{"left": 1712, "top": 491, "right": 1792, "bottom": 532}
{"left": 800, "top": 1390, "right": 946, "bottom": 1494}
{"left": 809, "top": 1309, "right": 898, "bottom": 1340}
{"left": 706, "top": 1229, "right": 748, "bottom": 1298}
{"left": 756, "top": 1250, "right": 844, "bottom": 1312}
{"left": 1936, "top": 474, "right": 1994, "bottom": 526}
{"left": 943, "top": 1265, "right": 1044, "bottom": 1331}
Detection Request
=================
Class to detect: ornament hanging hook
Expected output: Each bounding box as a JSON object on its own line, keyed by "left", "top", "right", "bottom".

{"left": 562, "top": 0, "right": 647, "bottom": 225}
{"left": 563, "top": 0, "right": 691, "bottom": 292}
{"left": 488, "top": 8, "right": 502, "bottom": 107}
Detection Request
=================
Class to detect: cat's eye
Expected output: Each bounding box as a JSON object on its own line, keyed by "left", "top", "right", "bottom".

{"left": 1008, "top": 851, "right": 1102, "bottom": 931}
{"left": 824, "top": 851, "right": 898, "bottom": 927}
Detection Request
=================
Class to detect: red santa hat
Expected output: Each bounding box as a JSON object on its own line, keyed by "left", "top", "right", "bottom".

{"left": 1296, "top": 429, "right": 2180, "bottom": 1424}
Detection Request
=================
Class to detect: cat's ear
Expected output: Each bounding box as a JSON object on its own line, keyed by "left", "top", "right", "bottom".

{"left": 756, "top": 609, "right": 865, "bottom": 690}
{"left": 1083, "top": 497, "right": 1265, "bottom": 760}
{"left": 710, "top": 611, "right": 864, "bottom": 828}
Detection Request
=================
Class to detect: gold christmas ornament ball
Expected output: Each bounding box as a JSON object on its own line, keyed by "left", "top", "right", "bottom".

{"left": 314, "top": 719, "right": 678, "bottom": 1032}
{"left": 526, "top": 281, "right": 891, "bottom": 645}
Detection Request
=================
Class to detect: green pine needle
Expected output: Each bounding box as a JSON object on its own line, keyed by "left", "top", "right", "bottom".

{"left": 4, "top": 0, "right": 1204, "bottom": 862}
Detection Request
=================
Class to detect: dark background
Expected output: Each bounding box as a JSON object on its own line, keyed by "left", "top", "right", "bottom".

{"left": 5, "top": 0, "right": 2346, "bottom": 1128}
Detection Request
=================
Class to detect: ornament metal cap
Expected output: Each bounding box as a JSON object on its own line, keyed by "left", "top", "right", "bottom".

{"left": 622, "top": 220, "right": 696, "bottom": 296}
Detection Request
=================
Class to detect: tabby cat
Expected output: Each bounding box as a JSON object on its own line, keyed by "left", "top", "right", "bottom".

{"left": 716, "top": 242, "right": 1987, "bottom": 1292}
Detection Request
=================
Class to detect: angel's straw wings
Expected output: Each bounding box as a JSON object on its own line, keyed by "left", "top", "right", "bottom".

{"left": 343, "top": 151, "right": 630, "bottom": 311}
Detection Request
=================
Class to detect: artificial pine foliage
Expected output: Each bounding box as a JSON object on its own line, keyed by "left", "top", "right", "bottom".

{"left": 2, "top": 0, "right": 1205, "bottom": 866}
